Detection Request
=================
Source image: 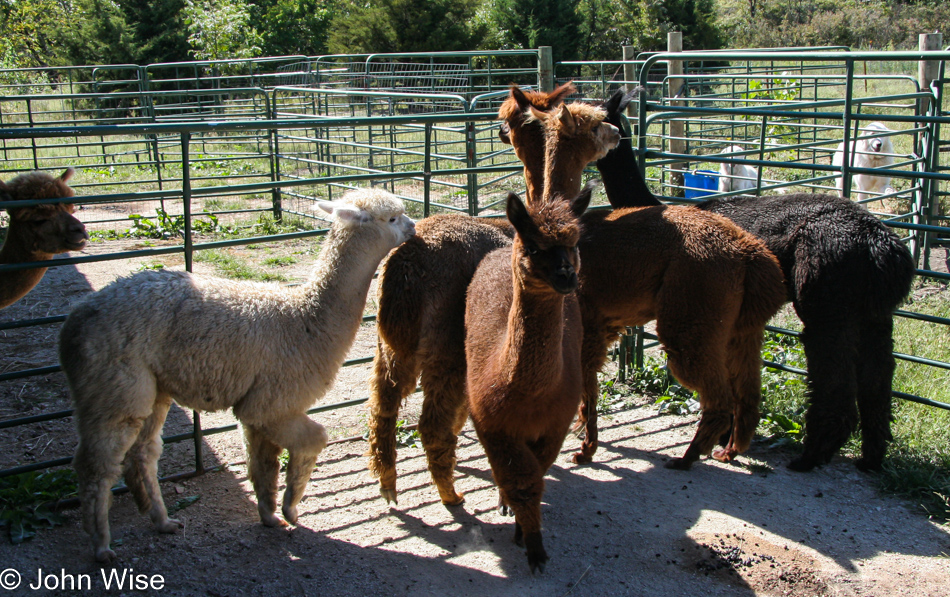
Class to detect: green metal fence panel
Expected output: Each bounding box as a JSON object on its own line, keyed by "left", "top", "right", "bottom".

{"left": 0, "top": 49, "right": 948, "bottom": 487}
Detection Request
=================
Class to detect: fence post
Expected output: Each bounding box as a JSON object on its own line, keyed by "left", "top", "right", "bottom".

{"left": 622, "top": 45, "right": 637, "bottom": 119}
{"left": 538, "top": 46, "right": 554, "bottom": 92}
{"left": 668, "top": 32, "right": 685, "bottom": 197}
{"left": 918, "top": 33, "right": 943, "bottom": 269}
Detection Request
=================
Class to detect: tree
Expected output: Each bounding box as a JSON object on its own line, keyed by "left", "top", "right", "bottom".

{"left": 183, "top": 0, "right": 263, "bottom": 61}
{"left": 0, "top": 0, "right": 73, "bottom": 69}
{"left": 117, "top": 0, "right": 191, "bottom": 64}
{"left": 249, "top": 0, "right": 334, "bottom": 56}
{"left": 487, "top": 0, "right": 581, "bottom": 62}
{"left": 328, "top": 0, "right": 486, "bottom": 54}
{"left": 61, "top": 0, "right": 136, "bottom": 66}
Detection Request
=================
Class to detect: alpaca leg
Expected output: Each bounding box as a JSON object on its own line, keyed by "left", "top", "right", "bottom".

{"left": 854, "top": 317, "right": 896, "bottom": 471}
{"left": 367, "top": 339, "right": 420, "bottom": 504}
{"left": 660, "top": 324, "right": 735, "bottom": 469}
{"left": 479, "top": 432, "right": 547, "bottom": 573}
{"left": 713, "top": 331, "right": 765, "bottom": 462}
{"left": 788, "top": 319, "right": 860, "bottom": 472}
{"left": 572, "top": 327, "right": 613, "bottom": 464}
{"left": 74, "top": 416, "right": 146, "bottom": 562}
{"left": 122, "top": 395, "right": 182, "bottom": 533}
{"left": 417, "top": 358, "right": 468, "bottom": 506}
{"left": 242, "top": 423, "right": 285, "bottom": 527}
{"left": 259, "top": 414, "right": 329, "bottom": 524}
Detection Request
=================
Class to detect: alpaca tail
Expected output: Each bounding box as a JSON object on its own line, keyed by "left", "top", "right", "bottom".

{"left": 374, "top": 241, "right": 426, "bottom": 357}
{"left": 866, "top": 226, "right": 915, "bottom": 312}
{"left": 738, "top": 244, "right": 787, "bottom": 332}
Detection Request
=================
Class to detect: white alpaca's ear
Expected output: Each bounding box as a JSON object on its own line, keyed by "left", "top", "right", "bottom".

{"left": 319, "top": 201, "right": 370, "bottom": 225}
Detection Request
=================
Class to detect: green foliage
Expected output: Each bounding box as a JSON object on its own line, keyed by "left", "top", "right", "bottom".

{"left": 328, "top": 0, "right": 486, "bottom": 54}
{"left": 250, "top": 0, "right": 333, "bottom": 56}
{"left": 486, "top": 0, "right": 581, "bottom": 63}
{"left": 0, "top": 0, "right": 72, "bottom": 71}
{"left": 395, "top": 419, "right": 422, "bottom": 448}
{"left": 61, "top": 0, "right": 136, "bottom": 67}
{"left": 716, "top": 0, "right": 950, "bottom": 50}
{"left": 194, "top": 249, "right": 287, "bottom": 281}
{"left": 183, "top": 0, "right": 263, "bottom": 61}
{"left": 117, "top": 0, "right": 191, "bottom": 64}
{"left": 0, "top": 470, "right": 77, "bottom": 544}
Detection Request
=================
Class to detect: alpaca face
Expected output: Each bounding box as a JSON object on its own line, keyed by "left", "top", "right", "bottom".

{"left": 506, "top": 192, "right": 584, "bottom": 295}
{"left": 497, "top": 83, "right": 576, "bottom": 160}
{"left": 8, "top": 203, "right": 87, "bottom": 254}
{"left": 536, "top": 104, "right": 621, "bottom": 166}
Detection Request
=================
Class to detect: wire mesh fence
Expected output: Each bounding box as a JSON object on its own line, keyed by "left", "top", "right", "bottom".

{"left": 0, "top": 48, "right": 948, "bottom": 486}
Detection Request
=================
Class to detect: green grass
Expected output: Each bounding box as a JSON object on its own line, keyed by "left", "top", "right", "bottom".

{"left": 194, "top": 249, "right": 287, "bottom": 282}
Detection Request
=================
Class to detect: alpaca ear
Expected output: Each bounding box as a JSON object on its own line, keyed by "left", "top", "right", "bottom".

{"left": 526, "top": 104, "right": 547, "bottom": 124}
{"left": 60, "top": 167, "right": 75, "bottom": 183}
{"left": 548, "top": 81, "right": 576, "bottom": 106}
{"left": 572, "top": 179, "right": 599, "bottom": 216}
{"left": 556, "top": 104, "right": 576, "bottom": 136}
{"left": 318, "top": 201, "right": 370, "bottom": 225}
{"left": 505, "top": 192, "right": 536, "bottom": 239}
{"left": 604, "top": 89, "right": 625, "bottom": 116}
{"left": 511, "top": 86, "right": 530, "bottom": 111}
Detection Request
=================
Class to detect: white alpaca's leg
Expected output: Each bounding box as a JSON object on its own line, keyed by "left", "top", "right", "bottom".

{"left": 260, "top": 414, "right": 328, "bottom": 524}
{"left": 123, "top": 395, "right": 181, "bottom": 533}
{"left": 74, "top": 415, "right": 145, "bottom": 562}
{"left": 242, "top": 423, "right": 285, "bottom": 527}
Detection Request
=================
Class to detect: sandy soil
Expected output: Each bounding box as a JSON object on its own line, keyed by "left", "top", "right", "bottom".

{"left": 0, "top": 239, "right": 948, "bottom": 596}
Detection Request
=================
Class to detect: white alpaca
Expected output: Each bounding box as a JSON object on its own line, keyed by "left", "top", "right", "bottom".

{"left": 60, "top": 188, "right": 415, "bottom": 562}
{"left": 833, "top": 122, "right": 896, "bottom": 203}
{"left": 717, "top": 145, "right": 758, "bottom": 194}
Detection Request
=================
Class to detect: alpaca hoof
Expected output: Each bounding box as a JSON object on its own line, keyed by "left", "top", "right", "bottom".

{"left": 95, "top": 547, "right": 117, "bottom": 563}
{"left": 571, "top": 452, "right": 592, "bottom": 465}
{"left": 379, "top": 488, "right": 398, "bottom": 505}
{"left": 664, "top": 457, "right": 693, "bottom": 471}
{"left": 711, "top": 448, "right": 736, "bottom": 463}
{"left": 281, "top": 505, "right": 299, "bottom": 525}
{"left": 498, "top": 504, "right": 513, "bottom": 517}
{"left": 527, "top": 551, "right": 548, "bottom": 574}
{"left": 854, "top": 457, "right": 883, "bottom": 472}
{"left": 157, "top": 518, "right": 183, "bottom": 534}
{"left": 260, "top": 513, "right": 288, "bottom": 528}
{"left": 440, "top": 492, "right": 464, "bottom": 507}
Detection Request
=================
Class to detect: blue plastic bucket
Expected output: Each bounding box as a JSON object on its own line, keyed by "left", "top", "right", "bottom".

{"left": 683, "top": 170, "right": 719, "bottom": 199}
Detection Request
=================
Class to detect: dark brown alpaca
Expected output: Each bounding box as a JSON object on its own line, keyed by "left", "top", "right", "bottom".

{"left": 465, "top": 190, "right": 589, "bottom": 574}
{"left": 0, "top": 168, "right": 87, "bottom": 309}
{"left": 366, "top": 85, "right": 577, "bottom": 506}
{"left": 519, "top": 95, "right": 787, "bottom": 469}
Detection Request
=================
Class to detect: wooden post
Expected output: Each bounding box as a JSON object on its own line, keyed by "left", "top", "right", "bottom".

{"left": 668, "top": 32, "right": 685, "bottom": 197}
{"left": 623, "top": 45, "right": 637, "bottom": 118}
{"left": 918, "top": 33, "right": 942, "bottom": 270}
{"left": 538, "top": 46, "right": 554, "bottom": 92}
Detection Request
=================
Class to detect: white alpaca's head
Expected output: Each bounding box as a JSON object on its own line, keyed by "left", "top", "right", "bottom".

{"left": 318, "top": 188, "right": 415, "bottom": 250}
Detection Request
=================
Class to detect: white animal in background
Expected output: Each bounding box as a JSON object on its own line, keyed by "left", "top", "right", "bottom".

{"left": 717, "top": 145, "right": 759, "bottom": 194}
{"left": 60, "top": 188, "right": 415, "bottom": 562}
{"left": 833, "top": 122, "right": 896, "bottom": 203}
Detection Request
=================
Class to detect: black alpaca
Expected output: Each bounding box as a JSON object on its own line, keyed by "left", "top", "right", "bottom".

{"left": 594, "top": 88, "right": 916, "bottom": 472}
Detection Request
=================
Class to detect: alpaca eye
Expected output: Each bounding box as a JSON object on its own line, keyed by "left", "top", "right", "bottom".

{"left": 527, "top": 246, "right": 538, "bottom": 256}
{"left": 389, "top": 217, "right": 397, "bottom": 223}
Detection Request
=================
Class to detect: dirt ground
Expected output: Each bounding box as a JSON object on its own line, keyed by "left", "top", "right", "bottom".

{"left": 0, "top": 238, "right": 949, "bottom": 596}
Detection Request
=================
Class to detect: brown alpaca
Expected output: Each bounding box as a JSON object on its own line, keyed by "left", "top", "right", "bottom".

{"left": 519, "top": 95, "right": 787, "bottom": 469}
{"left": 0, "top": 168, "right": 86, "bottom": 309}
{"left": 497, "top": 82, "right": 576, "bottom": 203}
{"left": 465, "top": 190, "right": 589, "bottom": 573}
{"left": 366, "top": 85, "right": 577, "bottom": 506}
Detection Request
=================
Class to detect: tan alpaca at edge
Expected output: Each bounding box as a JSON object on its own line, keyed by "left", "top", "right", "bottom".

{"left": 0, "top": 168, "right": 87, "bottom": 309}
{"left": 60, "top": 188, "right": 414, "bottom": 562}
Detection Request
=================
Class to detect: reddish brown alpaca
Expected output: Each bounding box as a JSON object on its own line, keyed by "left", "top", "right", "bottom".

{"left": 497, "top": 82, "right": 576, "bottom": 202}
{"left": 466, "top": 190, "right": 589, "bottom": 574}
{"left": 365, "top": 86, "right": 576, "bottom": 506}
{"left": 0, "top": 168, "right": 86, "bottom": 309}
{"left": 521, "top": 97, "right": 787, "bottom": 469}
